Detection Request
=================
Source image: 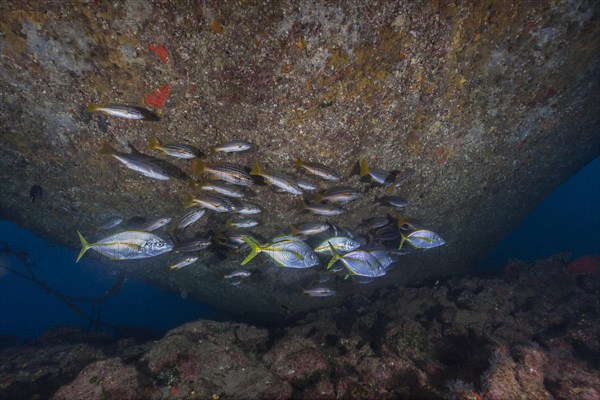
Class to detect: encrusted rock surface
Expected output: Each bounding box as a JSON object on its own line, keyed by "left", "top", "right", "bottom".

{"left": 0, "top": 254, "right": 598, "bottom": 399}
{"left": 1, "top": 1, "right": 599, "bottom": 320}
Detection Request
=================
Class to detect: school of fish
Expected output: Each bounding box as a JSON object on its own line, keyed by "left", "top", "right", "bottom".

{"left": 78, "top": 103, "right": 445, "bottom": 297}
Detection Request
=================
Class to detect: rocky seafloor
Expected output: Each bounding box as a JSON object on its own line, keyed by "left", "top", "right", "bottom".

{"left": 1, "top": 253, "right": 599, "bottom": 400}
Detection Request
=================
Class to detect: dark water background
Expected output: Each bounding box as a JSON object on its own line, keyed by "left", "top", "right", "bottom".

{"left": 1, "top": 157, "right": 598, "bottom": 341}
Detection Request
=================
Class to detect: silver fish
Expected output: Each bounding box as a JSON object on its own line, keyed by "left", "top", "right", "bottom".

{"left": 96, "top": 217, "right": 123, "bottom": 231}
{"left": 303, "top": 286, "right": 336, "bottom": 297}
{"left": 168, "top": 256, "right": 199, "bottom": 270}
{"left": 210, "top": 140, "right": 252, "bottom": 154}
{"left": 363, "top": 216, "right": 389, "bottom": 230}
{"left": 294, "top": 160, "right": 340, "bottom": 181}
{"left": 173, "top": 235, "right": 212, "bottom": 252}
{"left": 227, "top": 219, "right": 259, "bottom": 228}
{"left": 327, "top": 244, "right": 386, "bottom": 278}
{"left": 301, "top": 202, "right": 345, "bottom": 216}
{"left": 224, "top": 270, "right": 252, "bottom": 279}
{"left": 241, "top": 236, "right": 319, "bottom": 268}
{"left": 148, "top": 137, "right": 198, "bottom": 159}
{"left": 199, "top": 181, "right": 245, "bottom": 198}
{"left": 175, "top": 208, "right": 207, "bottom": 231}
{"left": 184, "top": 193, "right": 236, "bottom": 213}
{"left": 400, "top": 229, "right": 445, "bottom": 249}
{"left": 234, "top": 200, "right": 262, "bottom": 215}
{"left": 87, "top": 104, "right": 159, "bottom": 121}
{"left": 134, "top": 217, "right": 172, "bottom": 232}
{"left": 193, "top": 160, "right": 254, "bottom": 186}
{"left": 313, "top": 186, "right": 362, "bottom": 203}
{"left": 314, "top": 236, "right": 361, "bottom": 254}
{"left": 369, "top": 249, "right": 394, "bottom": 269}
{"left": 297, "top": 177, "right": 317, "bottom": 191}
{"left": 290, "top": 222, "right": 330, "bottom": 237}
{"left": 359, "top": 158, "right": 395, "bottom": 185}
{"left": 385, "top": 168, "right": 416, "bottom": 193}
{"left": 387, "top": 196, "right": 408, "bottom": 208}
{"left": 76, "top": 230, "right": 172, "bottom": 262}
{"left": 250, "top": 161, "right": 302, "bottom": 195}
{"left": 98, "top": 141, "right": 170, "bottom": 181}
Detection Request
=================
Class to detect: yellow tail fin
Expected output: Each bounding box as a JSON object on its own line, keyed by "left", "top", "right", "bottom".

{"left": 359, "top": 158, "right": 370, "bottom": 177}
{"left": 293, "top": 159, "right": 303, "bottom": 168}
{"left": 76, "top": 231, "right": 91, "bottom": 263}
{"left": 86, "top": 104, "right": 102, "bottom": 113}
{"left": 183, "top": 193, "right": 196, "bottom": 209}
{"left": 148, "top": 137, "right": 161, "bottom": 150}
{"left": 241, "top": 235, "right": 263, "bottom": 265}
{"left": 326, "top": 242, "right": 341, "bottom": 269}
{"left": 98, "top": 140, "right": 116, "bottom": 156}
{"left": 209, "top": 146, "right": 218, "bottom": 155}
{"left": 249, "top": 160, "right": 263, "bottom": 176}
{"left": 192, "top": 160, "right": 206, "bottom": 176}
{"left": 290, "top": 225, "right": 299, "bottom": 236}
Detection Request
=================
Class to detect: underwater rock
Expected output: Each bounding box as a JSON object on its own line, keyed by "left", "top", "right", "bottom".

{"left": 52, "top": 358, "right": 142, "bottom": 400}
{"left": 1, "top": 0, "right": 600, "bottom": 322}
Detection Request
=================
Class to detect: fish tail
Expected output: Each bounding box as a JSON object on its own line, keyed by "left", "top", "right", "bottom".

{"left": 293, "top": 159, "right": 303, "bottom": 168}
{"left": 86, "top": 104, "right": 102, "bottom": 113}
{"left": 398, "top": 232, "right": 408, "bottom": 250}
{"left": 249, "top": 160, "right": 263, "bottom": 176}
{"left": 183, "top": 193, "right": 196, "bottom": 209}
{"left": 311, "top": 191, "right": 324, "bottom": 203}
{"left": 209, "top": 146, "right": 217, "bottom": 155}
{"left": 326, "top": 242, "right": 340, "bottom": 270}
{"left": 241, "top": 235, "right": 263, "bottom": 265}
{"left": 192, "top": 159, "right": 207, "bottom": 176}
{"left": 289, "top": 225, "right": 299, "bottom": 236}
{"left": 359, "top": 158, "right": 370, "bottom": 177}
{"left": 98, "top": 140, "right": 116, "bottom": 156}
{"left": 76, "top": 231, "right": 91, "bottom": 263}
{"left": 296, "top": 199, "right": 307, "bottom": 212}
{"left": 148, "top": 136, "right": 161, "bottom": 150}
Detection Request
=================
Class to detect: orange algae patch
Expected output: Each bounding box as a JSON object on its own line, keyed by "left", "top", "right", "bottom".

{"left": 211, "top": 20, "right": 223, "bottom": 34}
{"left": 145, "top": 84, "right": 170, "bottom": 109}
{"left": 567, "top": 256, "right": 600, "bottom": 275}
{"left": 148, "top": 43, "right": 168, "bottom": 63}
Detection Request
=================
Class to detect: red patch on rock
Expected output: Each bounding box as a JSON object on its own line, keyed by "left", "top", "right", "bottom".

{"left": 148, "top": 43, "right": 168, "bottom": 63}
{"left": 546, "top": 87, "right": 557, "bottom": 98}
{"left": 567, "top": 256, "right": 600, "bottom": 275}
{"left": 145, "top": 84, "right": 170, "bottom": 109}
{"left": 169, "top": 386, "right": 178, "bottom": 396}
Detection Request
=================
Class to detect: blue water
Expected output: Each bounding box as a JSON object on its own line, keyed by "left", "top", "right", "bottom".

{"left": 484, "top": 156, "right": 600, "bottom": 268}
{"left": 0, "top": 221, "right": 220, "bottom": 340}
{"left": 1, "top": 157, "right": 598, "bottom": 340}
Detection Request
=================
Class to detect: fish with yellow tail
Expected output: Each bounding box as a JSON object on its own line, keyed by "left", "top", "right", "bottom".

{"left": 147, "top": 137, "right": 199, "bottom": 159}
{"left": 209, "top": 140, "right": 252, "bottom": 154}
{"left": 241, "top": 235, "right": 319, "bottom": 268}
{"left": 86, "top": 104, "right": 160, "bottom": 121}
{"left": 192, "top": 160, "right": 254, "bottom": 186}
{"left": 250, "top": 161, "right": 303, "bottom": 195}
{"left": 326, "top": 243, "right": 386, "bottom": 278}
{"left": 358, "top": 158, "right": 396, "bottom": 185}
{"left": 399, "top": 229, "right": 445, "bottom": 250}
{"left": 294, "top": 159, "right": 340, "bottom": 181}
{"left": 76, "top": 230, "right": 172, "bottom": 262}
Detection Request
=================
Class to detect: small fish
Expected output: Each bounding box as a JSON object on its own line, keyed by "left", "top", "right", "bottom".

{"left": 386, "top": 196, "right": 408, "bottom": 209}
{"left": 192, "top": 160, "right": 254, "bottom": 186}
{"left": 371, "top": 225, "right": 401, "bottom": 242}
{"left": 290, "top": 222, "right": 330, "bottom": 237}
{"left": 96, "top": 217, "right": 123, "bottom": 231}
{"left": 385, "top": 168, "right": 416, "bottom": 193}
{"left": 175, "top": 208, "right": 207, "bottom": 231}
{"left": 311, "top": 186, "right": 363, "bottom": 203}
{"left": 314, "top": 236, "right": 361, "bottom": 254}
{"left": 87, "top": 104, "right": 160, "bottom": 121}
{"left": 294, "top": 160, "right": 340, "bottom": 181}
{"left": 148, "top": 137, "right": 199, "bottom": 159}
{"left": 317, "top": 274, "right": 330, "bottom": 283}
{"left": 300, "top": 201, "right": 345, "bottom": 216}
{"left": 168, "top": 256, "right": 199, "bottom": 270}
{"left": 296, "top": 177, "right": 317, "bottom": 191}
{"left": 173, "top": 235, "right": 212, "bottom": 252}
{"left": 214, "top": 231, "right": 250, "bottom": 249}
{"left": 209, "top": 140, "right": 252, "bottom": 154}
{"left": 233, "top": 200, "right": 262, "bottom": 215}
{"left": 184, "top": 193, "right": 236, "bottom": 213}
{"left": 98, "top": 141, "right": 170, "bottom": 180}
{"left": 134, "top": 217, "right": 172, "bottom": 232}
{"left": 250, "top": 161, "right": 303, "bottom": 195}
{"left": 228, "top": 277, "right": 244, "bottom": 286}
{"left": 241, "top": 235, "right": 319, "bottom": 268}
{"left": 356, "top": 276, "right": 375, "bottom": 285}
{"left": 326, "top": 243, "right": 386, "bottom": 278}
{"left": 363, "top": 216, "right": 389, "bottom": 230}
{"left": 76, "top": 230, "right": 172, "bottom": 262}
{"left": 399, "top": 229, "right": 445, "bottom": 250}
{"left": 359, "top": 158, "right": 395, "bottom": 185}
{"left": 226, "top": 219, "right": 259, "bottom": 228}
{"left": 303, "top": 286, "right": 336, "bottom": 297}
{"left": 224, "top": 270, "right": 252, "bottom": 279}
{"left": 198, "top": 181, "right": 245, "bottom": 198}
